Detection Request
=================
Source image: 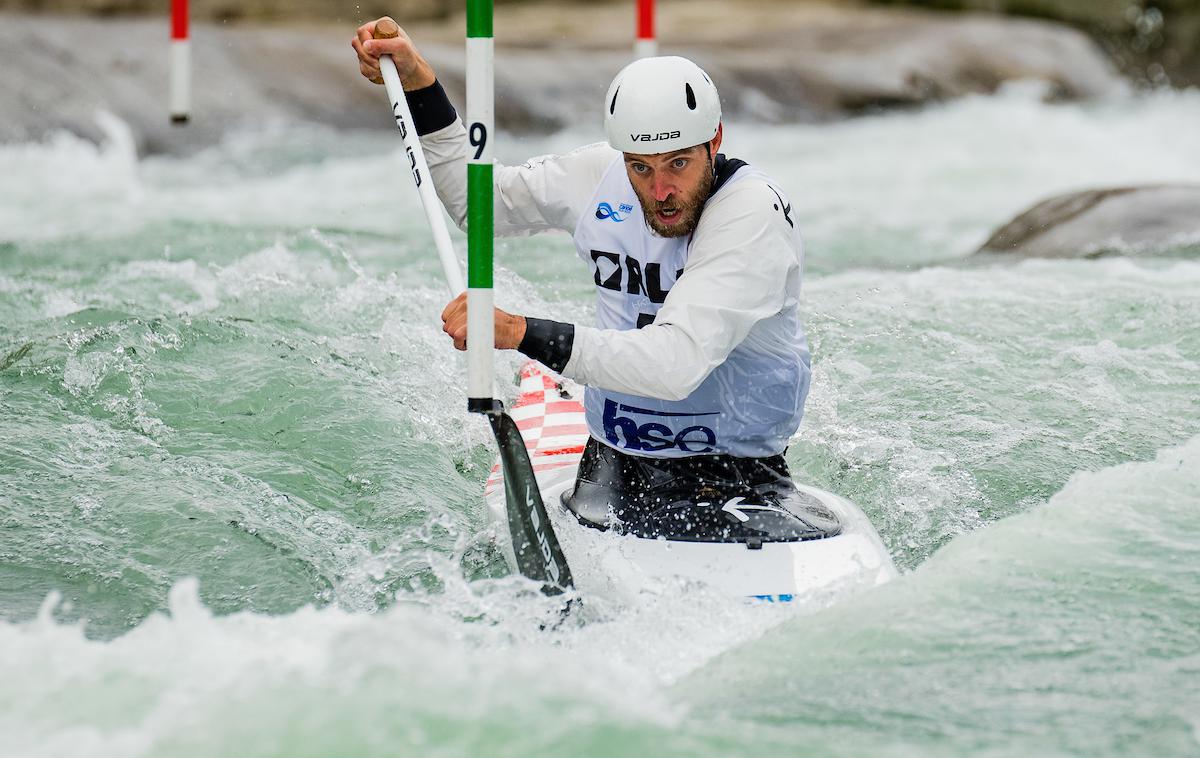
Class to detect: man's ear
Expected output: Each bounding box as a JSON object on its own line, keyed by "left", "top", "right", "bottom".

{"left": 710, "top": 123, "right": 724, "bottom": 156}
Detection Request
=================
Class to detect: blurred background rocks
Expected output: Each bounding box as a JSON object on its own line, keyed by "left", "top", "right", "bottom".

{"left": 866, "top": 0, "right": 1200, "bottom": 88}
{"left": 0, "top": 0, "right": 1141, "bottom": 154}
{"left": 3, "top": 0, "right": 1194, "bottom": 86}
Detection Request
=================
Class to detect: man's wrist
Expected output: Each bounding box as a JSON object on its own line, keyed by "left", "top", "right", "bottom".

{"left": 505, "top": 314, "right": 527, "bottom": 349}
{"left": 401, "top": 61, "right": 437, "bottom": 92}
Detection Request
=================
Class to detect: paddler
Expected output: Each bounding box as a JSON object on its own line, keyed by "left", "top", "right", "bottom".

{"left": 353, "top": 21, "right": 814, "bottom": 527}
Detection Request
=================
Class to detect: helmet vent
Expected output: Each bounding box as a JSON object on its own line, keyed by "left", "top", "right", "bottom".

{"left": 610, "top": 87, "right": 620, "bottom": 115}
{"left": 685, "top": 83, "right": 697, "bottom": 110}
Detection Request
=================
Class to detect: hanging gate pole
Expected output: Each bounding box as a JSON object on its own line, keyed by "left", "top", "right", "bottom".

{"left": 170, "top": 0, "right": 190, "bottom": 124}
{"left": 635, "top": 0, "right": 657, "bottom": 58}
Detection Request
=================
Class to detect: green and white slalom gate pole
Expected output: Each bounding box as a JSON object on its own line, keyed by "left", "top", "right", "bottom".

{"left": 464, "top": 0, "right": 575, "bottom": 596}
{"left": 465, "top": 1, "right": 495, "bottom": 412}
{"left": 372, "top": 11, "right": 571, "bottom": 596}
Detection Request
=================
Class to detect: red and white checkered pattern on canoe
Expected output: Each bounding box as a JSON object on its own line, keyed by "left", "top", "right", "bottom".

{"left": 484, "top": 361, "right": 588, "bottom": 496}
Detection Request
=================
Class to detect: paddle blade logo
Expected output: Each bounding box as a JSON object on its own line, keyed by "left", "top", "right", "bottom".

{"left": 526, "top": 486, "right": 561, "bottom": 586}
{"left": 492, "top": 412, "right": 574, "bottom": 594}
{"left": 595, "top": 202, "right": 633, "bottom": 222}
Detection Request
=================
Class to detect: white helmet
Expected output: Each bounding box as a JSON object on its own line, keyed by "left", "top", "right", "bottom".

{"left": 603, "top": 56, "right": 722, "bottom": 154}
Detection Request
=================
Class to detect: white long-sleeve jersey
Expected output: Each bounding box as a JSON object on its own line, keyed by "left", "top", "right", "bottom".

{"left": 419, "top": 112, "right": 811, "bottom": 459}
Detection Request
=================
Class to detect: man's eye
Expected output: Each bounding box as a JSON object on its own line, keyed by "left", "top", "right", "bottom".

{"left": 672, "top": 159, "right": 688, "bottom": 169}
{"left": 632, "top": 164, "right": 649, "bottom": 174}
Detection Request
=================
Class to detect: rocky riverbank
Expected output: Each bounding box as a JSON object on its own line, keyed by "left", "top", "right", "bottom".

{"left": 0, "top": 1, "right": 1124, "bottom": 155}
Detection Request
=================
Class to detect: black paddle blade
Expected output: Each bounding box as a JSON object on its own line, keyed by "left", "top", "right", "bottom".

{"left": 487, "top": 410, "right": 575, "bottom": 595}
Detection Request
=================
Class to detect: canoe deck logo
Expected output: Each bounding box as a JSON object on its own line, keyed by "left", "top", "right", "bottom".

{"left": 595, "top": 201, "right": 634, "bottom": 222}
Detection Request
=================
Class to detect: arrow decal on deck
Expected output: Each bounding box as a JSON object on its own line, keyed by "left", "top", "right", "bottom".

{"left": 719, "top": 496, "right": 789, "bottom": 523}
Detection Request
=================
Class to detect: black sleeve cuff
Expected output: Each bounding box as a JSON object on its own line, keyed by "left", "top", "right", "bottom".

{"left": 518, "top": 318, "right": 575, "bottom": 374}
{"left": 405, "top": 79, "right": 458, "bottom": 136}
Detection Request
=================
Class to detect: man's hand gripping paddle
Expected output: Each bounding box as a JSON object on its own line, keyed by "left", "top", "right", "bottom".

{"left": 372, "top": 18, "right": 574, "bottom": 597}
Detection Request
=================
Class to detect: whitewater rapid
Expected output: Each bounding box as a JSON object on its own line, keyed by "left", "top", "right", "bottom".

{"left": 1, "top": 86, "right": 1198, "bottom": 756}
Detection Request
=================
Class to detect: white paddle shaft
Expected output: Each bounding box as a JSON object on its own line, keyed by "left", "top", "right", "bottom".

{"left": 378, "top": 56, "right": 466, "bottom": 297}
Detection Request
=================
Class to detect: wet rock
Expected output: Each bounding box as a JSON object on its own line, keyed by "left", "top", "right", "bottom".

{"left": 977, "top": 185, "right": 1200, "bottom": 258}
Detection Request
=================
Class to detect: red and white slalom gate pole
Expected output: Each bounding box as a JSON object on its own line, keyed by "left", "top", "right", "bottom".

{"left": 170, "top": 0, "right": 190, "bottom": 123}
{"left": 635, "top": 0, "right": 656, "bottom": 58}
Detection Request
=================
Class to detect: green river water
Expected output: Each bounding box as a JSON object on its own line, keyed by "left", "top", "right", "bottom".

{"left": 1, "top": 88, "right": 1199, "bottom": 756}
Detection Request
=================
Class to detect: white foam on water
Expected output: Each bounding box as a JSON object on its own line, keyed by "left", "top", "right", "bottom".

{"left": 3, "top": 80, "right": 1200, "bottom": 758}
{"left": 0, "top": 570, "right": 819, "bottom": 757}
{"left": 4, "top": 88, "right": 1200, "bottom": 266}
{"left": 680, "top": 434, "right": 1200, "bottom": 756}
{"left": 791, "top": 255, "right": 1200, "bottom": 564}
{"left": 4, "top": 435, "right": 1197, "bottom": 756}
{"left": 0, "top": 112, "right": 142, "bottom": 243}
{"left": 0, "top": 117, "right": 431, "bottom": 244}
{"left": 724, "top": 86, "right": 1200, "bottom": 267}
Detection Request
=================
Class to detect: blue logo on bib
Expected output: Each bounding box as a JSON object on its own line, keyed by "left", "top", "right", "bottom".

{"left": 602, "top": 399, "right": 718, "bottom": 453}
{"left": 595, "top": 202, "right": 634, "bottom": 222}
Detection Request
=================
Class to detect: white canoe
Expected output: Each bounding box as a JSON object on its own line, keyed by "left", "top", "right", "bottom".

{"left": 484, "top": 362, "right": 898, "bottom": 603}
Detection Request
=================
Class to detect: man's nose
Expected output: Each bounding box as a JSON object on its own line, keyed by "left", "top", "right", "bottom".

{"left": 652, "top": 176, "right": 675, "bottom": 202}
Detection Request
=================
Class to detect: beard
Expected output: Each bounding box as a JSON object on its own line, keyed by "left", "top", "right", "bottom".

{"left": 633, "top": 160, "right": 715, "bottom": 238}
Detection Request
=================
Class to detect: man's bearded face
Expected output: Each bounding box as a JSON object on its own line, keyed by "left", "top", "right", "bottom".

{"left": 624, "top": 145, "right": 715, "bottom": 238}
